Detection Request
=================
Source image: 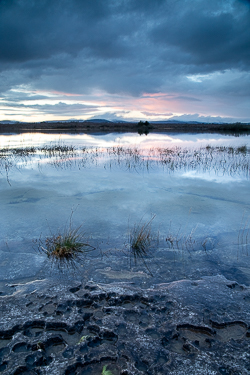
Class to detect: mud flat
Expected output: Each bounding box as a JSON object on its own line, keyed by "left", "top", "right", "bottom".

{"left": 1, "top": 275, "right": 250, "bottom": 374}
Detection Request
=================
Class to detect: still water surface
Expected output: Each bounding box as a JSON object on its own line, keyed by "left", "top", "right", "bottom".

{"left": 0, "top": 132, "right": 250, "bottom": 293}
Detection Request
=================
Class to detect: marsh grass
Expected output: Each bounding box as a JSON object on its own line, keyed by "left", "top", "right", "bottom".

{"left": 38, "top": 225, "right": 95, "bottom": 269}
{"left": 40, "top": 144, "right": 75, "bottom": 156}
{"left": 0, "top": 143, "right": 249, "bottom": 178}
{"left": 129, "top": 215, "right": 156, "bottom": 275}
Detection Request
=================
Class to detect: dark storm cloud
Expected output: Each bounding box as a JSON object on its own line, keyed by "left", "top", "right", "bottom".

{"left": 0, "top": 0, "right": 130, "bottom": 63}
{"left": 151, "top": 3, "right": 250, "bottom": 71}
{"left": 0, "top": 0, "right": 249, "bottom": 119}
{"left": 239, "top": 0, "right": 250, "bottom": 5}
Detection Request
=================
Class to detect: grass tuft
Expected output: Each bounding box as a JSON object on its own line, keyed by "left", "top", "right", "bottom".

{"left": 130, "top": 219, "right": 153, "bottom": 257}
{"left": 102, "top": 365, "right": 114, "bottom": 375}
{"left": 78, "top": 335, "right": 89, "bottom": 344}
{"left": 129, "top": 215, "right": 155, "bottom": 275}
{"left": 39, "top": 225, "right": 95, "bottom": 268}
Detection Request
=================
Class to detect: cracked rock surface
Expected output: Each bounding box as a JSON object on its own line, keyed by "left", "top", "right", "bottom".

{"left": 1, "top": 275, "right": 250, "bottom": 374}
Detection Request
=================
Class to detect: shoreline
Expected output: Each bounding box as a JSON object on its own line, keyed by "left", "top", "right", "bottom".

{"left": 1, "top": 121, "right": 250, "bottom": 135}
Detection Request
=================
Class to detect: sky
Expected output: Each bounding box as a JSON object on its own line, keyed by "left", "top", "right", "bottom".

{"left": 0, "top": 0, "right": 250, "bottom": 123}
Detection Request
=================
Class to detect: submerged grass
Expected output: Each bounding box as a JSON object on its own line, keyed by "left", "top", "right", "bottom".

{"left": 166, "top": 221, "right": 217, "bottom": 253}
{"left": 39, "top": 225, "right": 95, "bottom": 269}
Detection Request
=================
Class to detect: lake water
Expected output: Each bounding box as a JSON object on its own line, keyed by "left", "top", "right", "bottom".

{"left": 0, "top": 132, "right": 250, "bottom": 294}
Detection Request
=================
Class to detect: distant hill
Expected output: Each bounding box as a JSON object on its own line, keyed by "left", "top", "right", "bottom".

{"left": 1, "top": 118, "right": 249, "bottom": 125}
{"left": 84, "top": 119, "right": 113, "bottom": 123}
{"left": 0, "top": 120, "right": 20, "bottom": 124}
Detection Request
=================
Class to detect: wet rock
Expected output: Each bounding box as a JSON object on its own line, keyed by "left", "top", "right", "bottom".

{"left": 1, "top": 275, "right": 250, "bottom": 374}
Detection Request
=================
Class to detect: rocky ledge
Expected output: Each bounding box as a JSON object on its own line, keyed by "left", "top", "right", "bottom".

{"left": 1, "top": 275, "right": 250, "bottom": 374}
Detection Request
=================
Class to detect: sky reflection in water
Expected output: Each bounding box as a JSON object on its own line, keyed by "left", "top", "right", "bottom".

{"left": 1, "top": 131, "right": 250, "bottom": 149}
{"left": 0, "top": 132, "right": 250, "bottom": 291}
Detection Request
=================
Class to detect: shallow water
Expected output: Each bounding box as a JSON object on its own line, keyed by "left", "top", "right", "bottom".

{"left": 0, "top": 132, "right": 250, "bottom": 293}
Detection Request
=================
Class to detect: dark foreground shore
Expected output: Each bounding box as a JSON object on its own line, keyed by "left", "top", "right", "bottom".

{"left": 1, "top": 276, "right": 250, "bottom": 374}
{"left": 1, "top": 121, "right": 250, "bottom": 135}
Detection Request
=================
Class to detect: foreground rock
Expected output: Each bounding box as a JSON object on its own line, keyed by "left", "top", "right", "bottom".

{"left": 1, "top": 275, "right": 250, "bottom": 374}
